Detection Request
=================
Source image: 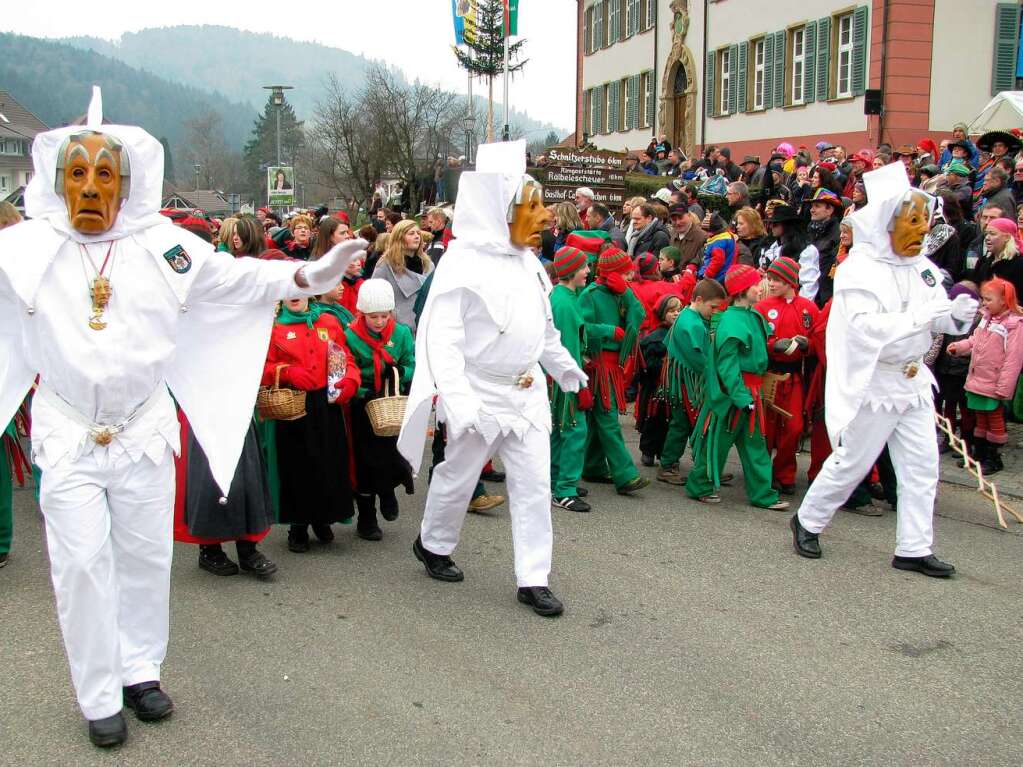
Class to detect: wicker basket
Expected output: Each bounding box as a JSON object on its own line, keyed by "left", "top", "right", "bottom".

{"left": 365, "top": 368, "right": 407, "bottom": 437}
{"left": 256, "top": 365, "right": 307, "bottom": 421}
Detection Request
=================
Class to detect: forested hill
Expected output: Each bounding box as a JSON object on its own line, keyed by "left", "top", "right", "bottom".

{"left": 0, "top": 33, "right": 256, "bottom": 150}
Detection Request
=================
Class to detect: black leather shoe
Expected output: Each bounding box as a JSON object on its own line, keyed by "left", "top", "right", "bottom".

{"left": 790, "top": 514, "right": 821, "bottom": 559}
{"left": 238, "top": 550, "right": 278, "bottom": 578}
{"left": 616, "top": 476, "right": 650, "bottom": 495}
{"left": 413, "top": 536, "right": 464, "bottom": 582}
{"left": 198, "top": 546, "right": 238, "bottom": 576}
{"left": 123, "top": 681, "right": 174, "bottom": 722}
{"left": 287, "top": 525, "right": 310, "bottom": 553}
{"left": 481, "top": 468, "right": 506, "bottom": 482}
{"left": 379, "top": 495, "right": 400, "bottom": 522}
{"left": 311, "top": 524, "right": 334, "bottom": 542}
{"left": 517, "top": 586, "right": 564, "bottom": 617}
{"left": 892, "top": 554, "right": 956, "bottom": 578}
{"left": 88, "top": 711, "right": 127, "bottom": 747}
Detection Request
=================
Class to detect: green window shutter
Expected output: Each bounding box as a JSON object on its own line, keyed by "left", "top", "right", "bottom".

{"left": 816, "top": 16, "right": 832, "bottom": 101}
{"left": 737, "top": 41, "right": 748, "bottom": 113}
{"left": 646, "top": 71, "right": 656, "bottom": 128}
{"left": 993, "top": 3, "right": 1021, "bottom": 95}
{"left": 610, "top": 0, "right": 620, "bottom": 43}
{"left": 705, "top": 49, "right": 717, "bottom": 117}
{"left": 727, "top": 44, "right": 739, "bottom": 114}
{"left": 584, "top": 7, "right": 591, "bottom": 54}
{"left": 763, "top": 34, "right": 775, "bottom": 109}
{"left": 626, "top": 75, "right": 637, "bottom": 129}
{"left": 612, "top": 81, "right": 621, "bottom": 132}
{"left": 598, "top": 85, "right": 606, "bottom": 133}
{"left": 583, "top": 89, "right": 591, "bottom": 136}
{"left": 772, "top": 31, "right": 785, "bottom": 107}
{"left": 851, "top": 5, "right": 868, "bottom": 95}
{"left": 804, "top": 21, "right": 817, "bottom": 102}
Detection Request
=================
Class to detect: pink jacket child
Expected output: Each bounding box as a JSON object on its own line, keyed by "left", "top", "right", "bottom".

{"left": 948, "top": 308, "right": 1023, "bottom": 401}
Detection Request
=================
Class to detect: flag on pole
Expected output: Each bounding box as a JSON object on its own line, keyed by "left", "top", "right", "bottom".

{"left": 504, "top": 0, "right": 519, "bottom": 36}
{"left": 453, "top": 0, "right": 478, "bottom": 45}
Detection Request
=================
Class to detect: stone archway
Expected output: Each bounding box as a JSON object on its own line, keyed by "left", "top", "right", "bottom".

{"left": 659, "top": 1, "right": 698, "bottom": 159}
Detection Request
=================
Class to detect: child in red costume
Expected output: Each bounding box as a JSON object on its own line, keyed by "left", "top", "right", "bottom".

{"left": 754, "top": 256, "right": 819, "bottom": 494}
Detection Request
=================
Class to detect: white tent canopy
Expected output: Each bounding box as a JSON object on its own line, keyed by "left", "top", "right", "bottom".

{"left": 968, "top": 91, "right": 1023, "bottom": 135}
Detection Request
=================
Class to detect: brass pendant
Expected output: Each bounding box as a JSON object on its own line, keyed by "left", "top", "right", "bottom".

{"left": 93, "top": 428, "right": 114, "bottom": 446}
{"left": 89, "top": 275, "right": 112, "bottom": 331}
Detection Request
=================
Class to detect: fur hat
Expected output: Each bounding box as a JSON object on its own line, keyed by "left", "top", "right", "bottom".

{"left": 356, "top": 279, "right": 395, "bottom": 313}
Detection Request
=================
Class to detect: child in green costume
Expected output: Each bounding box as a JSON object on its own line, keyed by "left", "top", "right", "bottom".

{"left": 685, "top": 265, "right": 790, "bottom": 510}
{"left": 577, "top": 247, "right": 650, "bottom": 495}
{"left": 657, "top": 279, "right": 728, "bottom": 485}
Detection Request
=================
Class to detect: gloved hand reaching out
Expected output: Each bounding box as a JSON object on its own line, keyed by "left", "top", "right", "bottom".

{"left": 295, "top": 239, "right": 368, "bottom": 294}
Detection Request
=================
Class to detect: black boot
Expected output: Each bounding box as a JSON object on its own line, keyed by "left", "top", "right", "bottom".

{"left": 981, "top": 444, "right": 1004, "bottom": 475}
{"left": 88, "top": 711, "right": 127, "bottom": 747}
{"left": 379, "top": 488, "right": 399, "bottom": 522}
{"left": 355, "top": 494, "right": 382, "bottom": 541}
{"left": 287, "top": 524, "right": 310, "bottom": 553}
{"left": 236, "top": 540, "right": 278, "bottom": 578}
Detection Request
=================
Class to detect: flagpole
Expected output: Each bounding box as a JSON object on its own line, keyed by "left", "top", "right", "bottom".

{"left": 502, "top": 7, "right": 510, "bottom": 141}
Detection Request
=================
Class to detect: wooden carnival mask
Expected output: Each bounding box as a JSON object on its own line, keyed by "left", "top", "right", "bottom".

{"left": 58, "top": 132, "right": 129, "bottom": 234}
{"left": 889, "top": 190, "right": 932, "bottom": 258}
{"left": 508, "top": 180, "right": 550, "bottom": 249}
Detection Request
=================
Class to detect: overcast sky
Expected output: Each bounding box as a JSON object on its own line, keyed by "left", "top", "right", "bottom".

{"left": 2, "top": 0, "right": 577, "bottom": 131}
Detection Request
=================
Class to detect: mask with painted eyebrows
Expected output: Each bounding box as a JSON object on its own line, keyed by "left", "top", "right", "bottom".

{"left": 59, "top": 132, "right": 126, "bottom": 234}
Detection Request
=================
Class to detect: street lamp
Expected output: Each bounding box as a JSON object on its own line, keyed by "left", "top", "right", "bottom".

{"left": 462, "top": 113, "right": 475, "bottom": 167}
{"left": 262, "top": 85, "right": 294, "bottom": 166}
{"left": 193, "top": 163, "right": 201, "bottom": 191}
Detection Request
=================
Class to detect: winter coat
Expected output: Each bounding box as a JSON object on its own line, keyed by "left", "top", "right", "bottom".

{"left": 630, "top": 219, "right": 671, "bottom": 258}
{"left": 371, "top": 256, "right": 434, "bottom": 333}
{"left": 951, "top": 310, "right": 1023, "bottom": 400}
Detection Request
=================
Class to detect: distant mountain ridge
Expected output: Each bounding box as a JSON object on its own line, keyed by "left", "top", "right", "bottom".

{"left": 61, "top": 25, "right": 567, "bottom": 135}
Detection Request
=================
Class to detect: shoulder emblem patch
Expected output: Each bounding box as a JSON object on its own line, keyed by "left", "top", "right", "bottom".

{"left": 920, "top": 268, "right": 936, "bottom": 287}
{"left": 317, "top": 328, "right": 330, "bottom": 342}
{"left": 163, "top": 245, "right": 192, "bottom": 274}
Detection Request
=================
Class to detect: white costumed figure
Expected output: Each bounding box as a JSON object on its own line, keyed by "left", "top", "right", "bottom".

{"left": 789, "top": 162, "right": 978, "bottom": 576}
{"left": 0, "top": 89, "right": 365, "bottom": 747}
{"left": 397, "top": 141, "right": 586, "bottom": 617}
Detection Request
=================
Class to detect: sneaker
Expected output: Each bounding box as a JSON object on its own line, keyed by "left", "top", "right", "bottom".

{"left": 764, "top": 500, "right": 791, "bottom": 511}
{"left": 616, "top": 476, "right": 650, "bottom": 495}
{"left": 468, "top": 494, "right": 506, "bottom": 513}
{"left": 656, "top": 465, "right": 685, "bottom": 485}
{"left": 553, "top": 496, "right": 591, "bottom": 512}
{"left": 696, "top": 494, "right": 721, "bottom": 504}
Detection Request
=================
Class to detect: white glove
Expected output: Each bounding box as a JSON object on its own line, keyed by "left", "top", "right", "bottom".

{"left": 296, "top": 239, "right": 367, "bottom": 293}
{"left": 950, "top": 294, "right": 980, "bottom": 324}
{"left": 911, "top": 296, "right": 952, "bottom": 327}
{"left": 558, "top": 366, "right": 589, "bottom": 394}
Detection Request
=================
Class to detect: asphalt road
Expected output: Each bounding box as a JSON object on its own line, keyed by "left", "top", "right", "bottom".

{"left": 2, "top": 431, "right": 1021, "bottom": 766}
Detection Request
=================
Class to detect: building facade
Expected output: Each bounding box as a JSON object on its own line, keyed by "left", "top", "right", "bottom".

{"left": 0, "top": 90, "right": 49, "bottom": 206}
{"left": 577, "top": 0, "right": 1021, "bottom": 161}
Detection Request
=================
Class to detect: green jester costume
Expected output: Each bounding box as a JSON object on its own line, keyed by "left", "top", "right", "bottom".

{"left": 577, "top": 248, "right": 648, "bottom": 491}
{"left": 660, "top": 305, "right": 711, "bottom": 470}
{"left": 685, "top": 267, "right": 781, "bottom": 507}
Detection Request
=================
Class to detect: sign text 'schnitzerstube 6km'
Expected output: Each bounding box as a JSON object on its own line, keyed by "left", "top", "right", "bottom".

{"left": 544, "top": 148, "right": 627, "bottom": 211}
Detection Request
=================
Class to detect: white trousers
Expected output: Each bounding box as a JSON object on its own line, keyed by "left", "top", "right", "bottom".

{"left": 421, "top": 426, "right": 553, "bottom": 587}
{"left": 797, "top": 403, "right": 937, "bottom": 557}
{"left": 38, "top": 446, "right": 175, "bottom": 720}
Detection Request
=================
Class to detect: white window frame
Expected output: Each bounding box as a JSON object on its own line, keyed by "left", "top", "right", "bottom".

{"left": 608, "top": 0, "right": 620, "bottom": 43}
{"left": 0, "top": 175, "right": 8, "bottom": 191}
{"left": 753, "top": 39, "right": 766, "bottom": 110}
{"left": 791, "top": 28, "right": 806, "bottom": 106}
{"left": 836, "top": 13, "right": 854, "bottom": 98}
{"left": 592, "top": 2, "right": 604, "bottom": 52}
{"left": 623, "top": 76, "right": 634, "bottom": 129}
{"left": 719, "top": 48, "right": 731, "bottom": 116}
{"left": 625, "top": 0, "right": 639, "bottom": 37}
{"left": 644, "top": 0, "right": 655, "bottom": 30}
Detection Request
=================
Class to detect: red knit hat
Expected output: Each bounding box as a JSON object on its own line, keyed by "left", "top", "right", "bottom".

{"left": 635, "top": 252, "right": 659, "bottom": 279}
{"left": 724, "top": 264, "right": 761, "bottom": 297}
{"left": 554, "top": 246, "right": 588, "bottom": 279}
{"left": 766, "top": 256, "right": 800, "bottom": 288}
{"left": 597, "top": 247, "right": 633, "bottom": 276}
{"left": 565, "top": 231, "right": 604, "bottom": 256}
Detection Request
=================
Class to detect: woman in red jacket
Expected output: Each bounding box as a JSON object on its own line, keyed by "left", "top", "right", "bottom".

{"left": 263, "top": 296, "right": 361, "bottom": 552}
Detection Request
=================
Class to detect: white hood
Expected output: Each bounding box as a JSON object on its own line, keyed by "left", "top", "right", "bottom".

{"left": 24, "top": 87, "right": 167, "bottom": 244}
{"left": 845, "top": 161, "right": 933, "bottom": 267}
{"left": 451, "top": 140, "right": 533, "bottom": 257}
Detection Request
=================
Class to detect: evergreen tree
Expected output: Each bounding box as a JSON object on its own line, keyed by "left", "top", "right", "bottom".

{"left": 242, "top": 94, "right": 305, "bottom": 202}
{"left": 159, "top": 137, "right": 175, "bottom": 183}
{"left": 452, "top": 0, "right": 527, "bottom": 142}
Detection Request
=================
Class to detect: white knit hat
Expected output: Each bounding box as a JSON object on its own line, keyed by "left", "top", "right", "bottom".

{"left": 356, "top": 279, "right": 395, "bottom": 313}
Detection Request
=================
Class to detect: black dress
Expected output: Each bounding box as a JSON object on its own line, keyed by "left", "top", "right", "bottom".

{"left": 274, "top": 388, "right": 354, "bottom": 525}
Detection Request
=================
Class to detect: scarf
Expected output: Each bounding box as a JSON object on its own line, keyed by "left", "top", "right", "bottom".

{"left": 276, "top": 303, "right": 321, "bottom": 328}
{"left": 349, "top": 315, "right": 397, "bottom": 393}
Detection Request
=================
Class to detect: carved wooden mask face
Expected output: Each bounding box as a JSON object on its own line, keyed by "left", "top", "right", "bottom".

{"left": 508, "top": 182, "right": 549, "bottom": 249}
{"left": 889, "top": 191, "right": 931, "bottom": 258}
{"left": 62, "top": 133, "right": 123, "bottom": 234}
